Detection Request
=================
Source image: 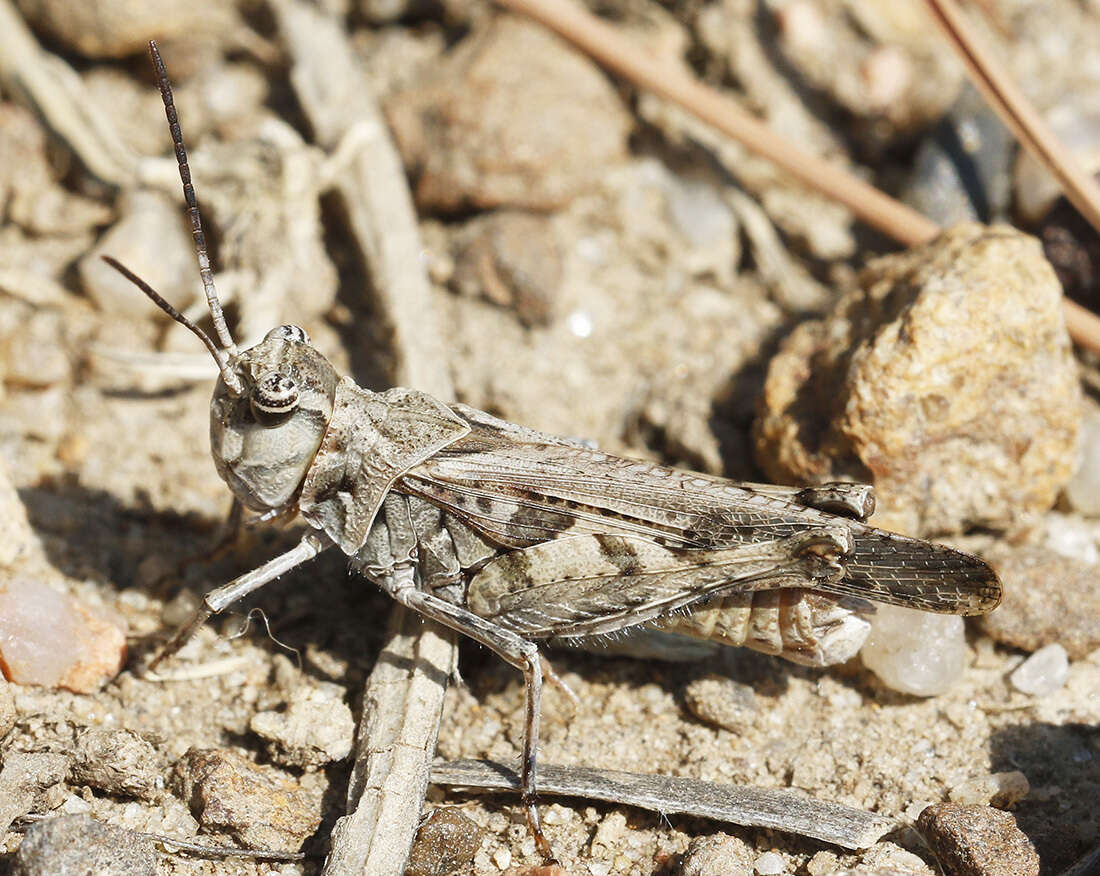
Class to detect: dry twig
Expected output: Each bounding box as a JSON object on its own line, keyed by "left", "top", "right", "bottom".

{"left": 431, "top": 759, "right": 897, "bottom": 851}
{"left": 924, "top": 0, "right": 1100, "bottom": 234}
{"left": 271, "top": 3, "right": 458, "bottom": 875}
{"left": 498, "top": 0, "right": 937, "bottom": 247}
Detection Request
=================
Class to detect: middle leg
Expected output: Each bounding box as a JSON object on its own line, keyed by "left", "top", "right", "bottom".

{"left": 377, "top": 568, "right": 553, "bottom": 860}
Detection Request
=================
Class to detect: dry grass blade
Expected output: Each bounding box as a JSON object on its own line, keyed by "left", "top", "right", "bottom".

{"left": 496, "top": 0, "right": 1100, "bottom": 353}
{"left": 924, "top": 0, "right": 1100, "bottom": 234}
{"left": 924, "top": 0, "right": 1100, "bottom": 351}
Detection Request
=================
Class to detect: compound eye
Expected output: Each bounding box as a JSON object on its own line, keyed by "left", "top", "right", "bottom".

{"left": 264, "top": 325, "right": 310, "bottom": 345}
{"left": 251, "top": 371, "right": 300, "bottom": 417}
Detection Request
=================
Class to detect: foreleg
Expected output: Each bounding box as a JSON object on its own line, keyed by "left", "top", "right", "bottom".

{"left": 147, "top": 531, "right": 332, "bottom": 672}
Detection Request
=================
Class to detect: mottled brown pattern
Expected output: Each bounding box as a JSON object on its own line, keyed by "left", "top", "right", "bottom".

{"left": 403, "top": 412, "right": 1000, "bottom": 616}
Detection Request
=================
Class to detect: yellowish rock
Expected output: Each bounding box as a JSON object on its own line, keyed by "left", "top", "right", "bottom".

{"left": 755, "top": 224, "right": 1080, "bottom": 536}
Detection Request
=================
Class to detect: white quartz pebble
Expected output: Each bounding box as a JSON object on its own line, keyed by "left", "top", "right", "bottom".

{"left": 754, "top": 851, "right": 785, "bottom": 874}
{"left": 1010, "top": 644, "right": 1069, "bottom": 697}
{"left": 860, "top": 605, "right": 966, "bottom": 696}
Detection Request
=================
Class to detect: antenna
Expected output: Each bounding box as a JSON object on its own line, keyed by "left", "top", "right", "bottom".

{"left": 148, "top": 39, "right": 238, "bottom": 359}
{"left": 101, "top": 256, "right": 244, "bottom": 393}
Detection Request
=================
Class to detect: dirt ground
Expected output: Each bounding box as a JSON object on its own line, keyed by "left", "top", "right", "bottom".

{"left": 0, "top": 0, "right": 1098, "bottom": 874}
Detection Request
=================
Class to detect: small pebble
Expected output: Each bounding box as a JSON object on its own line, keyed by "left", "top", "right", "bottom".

{"left": 70, "top": 728, "right": 161, "bottom": 800}
{"left": 917, "top": 803, "right": 1039, "bottom": 876}
{"left": 805, "top": 851, "right": 838, "bottom": 875}
{"left": 900, "top": 84, "right": 1013, "bottom": 226}
{"left": 56, "top": 794, "right": 94, "bottom": 816}
{"left": 250, "top": 682, "right": 355, "bottom": 770}
{"left": 665, "top": 176, "right": 737, "bottom": 251}
{"left": 1039, "top": 189, "right": 1100, "bottom": 312}
{"left": 492, "top": 847, "right": 512, "bottom": 869}
{"left": 0, "top": 575, "right": 127, "bottom": 693}
{"left": 676, "top": 833, "right": 753, "bottom": 875}
{"left": 860, "top": 605, "right": 965, "bottom": 696}
{"left": 406, "top": 808, "right": 483, "bottom": 876}
{"left": 0, "top": 751, "right": 71, "bottom": 835}
{"left": 0, "top": 679, "right": 14, "bottom": 738}
{"left": 11, "top": 814, "right": 155, "bottom": 876}
{"left": 79, "top": 189, "right": 197, "bottom": 320}
{"left": 683, "top": 674, "right": 757, "bottom": 731}
{"left": 589, "top": 810, "right": 628, "bottom": 859}
{"left": 170, "top": 748, "right": 321, "bottom": 851}
{"left": 948, "top": 771, "right": 1030, "bottom": 808}
{"left": 1010, "top": 643, "right": 1069, "bottom": 697}
{"left": 385, "top": 17, "right": 630, "bottom": 213}
{"left": 862, "top": 46, "right": 911, "bottom": 111}
{"left": 1064, "top": 399, "right": 1100, "bottom": 516}
{"left": 0, "top": 464, "right": 44, "bottom": 568}
{"left": 855, "top": 842, "right": 935, "bottom": 874}
{"left": 2, "top": 310, "right": 72, "bottom": 387}
{"left": 451, "top": 211, "right": 562, "bottom": 327}
{"left": 753, "top": 850, "right": 785, "bottom": 874}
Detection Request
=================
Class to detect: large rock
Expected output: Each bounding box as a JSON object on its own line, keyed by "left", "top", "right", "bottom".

{"left": 755, "top": 224, "right": 1080, "bottom": 536}
{"left": 386, "top": 16, "right": 632, "bottom": 212}
{"left": 15, "top": 0, "right": 235, "bottom": 59}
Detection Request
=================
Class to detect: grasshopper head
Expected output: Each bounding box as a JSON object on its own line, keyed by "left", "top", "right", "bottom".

{"left": 101, "top": 43, "right": 344, "bottom": 516}
{"left": 210, "top": 325, "right": 338, "bottom": 512}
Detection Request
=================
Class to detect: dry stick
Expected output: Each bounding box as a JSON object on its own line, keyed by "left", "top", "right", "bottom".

{"left": 271, "top": 3, "right": 458, "bottom": 875}
{"left": 431, "top": 759, "right": 897, "bottom": 851}
{"left": 923, "top": 0, "right": 1100, "bottom": 353}
{"left": 273, "top": 1, "right": 452, "bottom": 398}
{"left": 495, "top": 0, "right": 1100, "bottom": 353}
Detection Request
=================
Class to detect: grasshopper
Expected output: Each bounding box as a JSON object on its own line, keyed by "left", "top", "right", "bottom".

{"left": 109, "top": 41, "right": 1002, "bottom": 858}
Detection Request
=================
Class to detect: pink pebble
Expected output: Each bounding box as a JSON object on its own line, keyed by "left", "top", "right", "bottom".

{"left": 0, "top": 575, "right": 126, "bottom": 693}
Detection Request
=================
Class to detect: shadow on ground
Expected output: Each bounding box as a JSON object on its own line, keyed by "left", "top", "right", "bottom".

{"left": 990, "top": 721, "right": 1100, "bottom": 874}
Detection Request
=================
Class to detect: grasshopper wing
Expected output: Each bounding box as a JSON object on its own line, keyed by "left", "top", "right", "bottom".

{"left": 401, "top": 415, "right": 1001, "bottom": 616}
{"left": 465, "top": 528, "right": 852, "bottom": 638}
